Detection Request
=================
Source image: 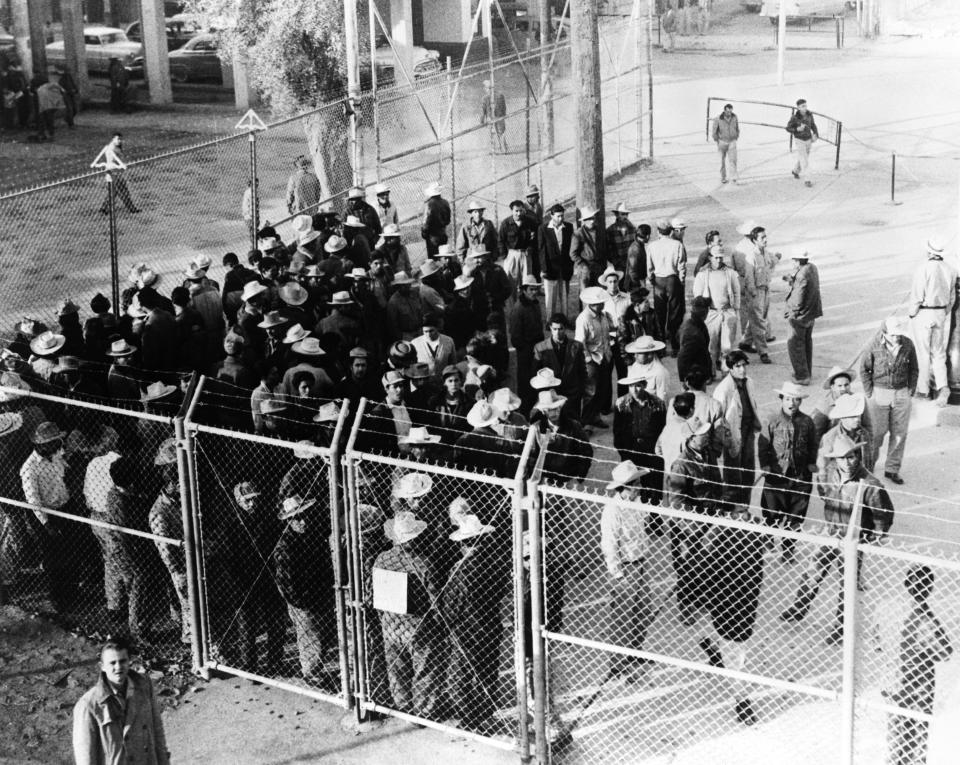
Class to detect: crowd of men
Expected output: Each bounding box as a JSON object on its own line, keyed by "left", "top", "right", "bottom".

{"left": 0, "top": 175, "right": 952, "bottom": 742}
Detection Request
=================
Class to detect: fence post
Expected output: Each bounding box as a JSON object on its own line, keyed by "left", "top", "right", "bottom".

{"left": 526, "top": 38, "right": 532, "bottom": 187}
{"left": 888, "top": 152, "right": 902, "bottom": 206}
{"left": 249, "top": 130, "right": 259, "bottom": 252}
{"left": 344, "top": 398, "right": 369, "bottom": 721}
{"left": 513, "top": 428, "right": 538, "bottom": 763}
{"left": 105, "top": 171, "right": 120, "bottom": 315}
{"left": 175, "top": 377, "right": 203, "bottom": 675}
{"left": 369, "top": 0, "right": 381, "bottom": 183}
{"left": 447, "top": 57, "right": 456, "bottom": 226}
{"left": 835, "top": 121, "right": 842, "bottom": 170}
{"left": 526, "top": 474, "right": 548, "bottom": 764}
{"left": 840, "top": 480, "right": 866, "bottom": 765}
{"left": 485, "top": 0, "right": 500, "bottom": 219}
{"left": 646, "top": 0, "right": 654, "bottom": 159}
{"left": 328, "top": 400, "right": 354, "bottom": 708}
{"left": 183, "top": 375, "right": 211, "bottom": 678}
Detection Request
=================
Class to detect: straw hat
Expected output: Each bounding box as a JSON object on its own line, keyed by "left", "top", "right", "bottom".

{"left": 328, "top": 291, "right": 355, "bottom": 306}
{"left": 489, "top": 387, "right": 521, "bottom": 412}
{"left": 611, "top": 202, "right": 630, "bottom": 214}
{"left": 392, "top": 271, "right": 415, "bottom": 286}
{"left": 419, "top": 260, "right": 441, "bottom": 279}
{"left": 466, "top": 199, "right": 485, "bottom": 212}
{"left": 467, "top": 401, "right": 501, "bottom": 429}
{"left": 0, "top": 372, "right": 32, "bottom": 402}
{"left": 141, "top": 381, "right": 177, "bottom": 402}
{"left": 30, "top": 331, "right": 66, "bottom": 357}
{"left": 624, "top": 336, "right": 665, "bottom": 354}
{"left": 525, "top": 184, "right": 540, "bottom": 196}
{"left": 774, "top": 381, "right": 810, "bottom": 398}
{"left": 823, "top": 365, "right": 857, "bottom": 389}
{"left": 374, "top": 183, "right": 390, "bottom": 195}
{"left": 393, "top": 472, "right": 433, "bottom": 499}
{"left": 343, "top": 215, "right": 365, "bottom": 229}
{"left": 580, "top": 286, "right": 607, "bottom": 305}
{"left": 291, "top": 337, "right": 325, "bottom": 356}
{"left": 382, "top": 223, "right": 401, "bottom": 238}
{"left": 669, "top": 216, "right": 687, "bottom": 229}
{"left": 606, "top": 460, "right": 650, "bottom": 491}
{"left": 325, "top": 235, "right": 348, "bottom": 253}
{"left": 241, "top": 282, "right": 268, "bottom": 302}
{"left": 279, "top": 495, "right": 317, "bottom": 520}
{"left": 535, "top": 389, "right": 567, "bottom": 411}
{"left": 384, "top": 510, "right": 428, "bottom": 544}
{"left": 822, "top": 433, "right": 865, "bottom": 460}
{"left": 32, "top": 421, "right": 65, "bottom": 444}
{"left": 399, "top": 426, "right": 442, "bottom": 446}
{"left": 618, "top": 371, "right": 648, "bottom": 386}
{"left": 580, "top": 205, "right": 598, "bottom": 220}
{"left": 436, "top": 244, "right": 457, "bottom": 258}
{"left": 106, "top": 338, "right": 136, "bottom": 357}
{"left": 520, "top": 274, "right": 542, "bottom": 290}
{"left": 927, "top": 236, "right": 946, "bottom": 256}
{"left": 347, "top": 267, "right": 369, "bottom": 281}
{"left": 260, "top": 398, "right": 288, "bottom": 415}
{"left": 450, "top": 514, "right": 495, "bottom": 542}
{"left": 599, "top": 264, "right": 624, "bottom": 283}
{"left": 258, "top": 310, "right": 288, "bottom": 329}
{"left": 283, "top": 324, "right": 310, "bottom": 344}
{"left": 424, "top": 182, "right": 442, "bottom": 198}
{"left": 347, "top": 186, "right": 365, "bottom": 200}
{"left": 280, "top": 282, "right": 309, "bottom": 306}
{"left": 292, "top": 214, "right": 313, "bottom": 235}
{"left": 828, "top": 393, "right": 865, "bottom": 420}
{"left": 293, "top": 440, "right": 322, "bottom": 459}
{"left": 314, "top": 401, "right": 341, "bottom": 423}
{"left": 0, "top": 412, "right": 23, "bottom": 438}
{"left": 530, "top": 368, "right": 562, "bottom": 390}
{"left": 184, "top": 264, "right": 205, "bottom": 280}
{"left": 454, "top": 275, "right": 475, "bottom": 291}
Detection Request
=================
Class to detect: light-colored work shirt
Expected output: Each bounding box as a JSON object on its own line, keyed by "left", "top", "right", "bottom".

{"left": 20, "top": 450, "right": 69, "bottom": 525}
{"left": 600, "top": 499, "right": 648, "bottom": 579}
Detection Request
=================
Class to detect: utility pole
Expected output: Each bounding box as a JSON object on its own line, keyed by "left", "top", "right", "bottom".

{"left": 26, "top": 0, "right": 46, "bottom": 78}
{"left": 344, "top": 0, "right": 362, "bottom": 187}
{"left": 539, "top": 0, "right": 554, "bottom": 159}
{"left": 140, "top": 0, "right": 172, "bottom": 103}
{"left": 570, "top": 0, "right": 605, "bottom": 216}
{"left": 777, "top": 0, "right": 787, "bottom": 86}
{"left": 10, "top": 0, "right": 32, "bottom": 80}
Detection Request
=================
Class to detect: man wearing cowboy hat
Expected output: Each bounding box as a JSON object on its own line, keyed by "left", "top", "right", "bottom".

{"left": 373, "top": 182, "right": 398, "bottom": 229}
{"left": 455, "top": 199, "right": 498, "bottom": 262}
{"left": 576, "top": 286, "right": 615, "bottom": 431}
{"left": 758, "top": 381, "right": 818, "bottom": 564}
{"left": 235, "top": 281, "right": 270, "bottom": 362}
{"left": 523, "top": 184, "right": 544, "bottom": 226}
{"left": 530, "top": 388, "right": 594, "bottom": 486}
{"left": 416, "top": 260, "right": 447, "bottom": 319}
{"left": 371, "top": 509, "right": 446, "bottom": 717}
{"left": 363, "top": 369, "right": 412, "bottom": 456}
{"left": 811, "top": 366, "right": 874, "bottom": 444}
{"left": 602, "top": 460, "right": 655, "bottom": 680}
{"left": 280, "top": 336, "right": 334, "bottom": 400}
{"left": 510, "top": 275, "right": 545, "bottom": 410}
{"left": 782, "top": 434, "right": 894, "bottom": 645}
{"left": 428, "top": 365, "right": 471, "bottom": 449}
{"left": 421, "top": 182, "right": 451, "bottom": 257}
{"left": 274, "top": 495, "right": 338, "bottom": 688}
{"left": 624, "top": 335, "right": 670, "bottom": 403}
{"left": 334, "top": 347, "right": 382, "bottom": 407}
{"left": 534, "top": 314, "right": 587, "bottom": 419}
{"left": 412, "top": 314, "right": 456, "bottom": 384}
{"left": 278, "top": 282, "right": 313, "bottom": 330}
{"left": 386, "top": 271, "right": 423, "bottom": 343}
{"left": 499, "top": 200, "right": 538, "bottom": 306}
{"left": 446, "top": 274, "right": 479, "bottom": 353}
{"left": 783, "top": 248, "right": 822, "bottom": 385}
{"left": 817, "top": 393, "right": 875, "bottom": 479}
{"left": 319, "top": 291, "right": 364, "bottom": 352}
{"left": 342, "top": 213, "right": 375, "bottom": 268}
{"left": 455, "top": 401, "right": 514, "bottom": 477}
{"left": 646, "top": 219, "right": 686, "bottom": 355}
{"left": 137, "top": 288, "right": 180, "bottom": 375}
{"left": 373, "top": 224, "right": 412, "bottom": 278}
{"left": 614, "top": 371, "right": 667, "bottom": 504}
{"left": 442, "top": 509, "right": 509, "bottom": 728}
{"left": 908, "top": 235, "right": 957, "bottom": 407}
{"left": 285, "top": 155, "right": 322, "bottom": 215}
{"left": 600, "top": 264, "right": 632, "bottom": 393}
{"left": 693, "top": 244, "right": 741, "bottom": 373}
{"left": 221, "top": 252, "right": 260, "bottom": 325}
{"left": 404, "top": 362, "right": 438, "bottom": 425}
{"left": 571, "top": 205, "right": 607, "bottom": 306}
{"left": 345, "top": 186, "right": 382, "bottom": 236}
{"left": 861, "top": 316, "right": 918, "bottom": 485}
{"left": 538, "top": 203, "right": 574, "bottom": 319}
{"left": 606, "top": 203, "right": 636, "bottom": 280}
{"left": 28, "top": 329, "right": 67, "bottom": 383}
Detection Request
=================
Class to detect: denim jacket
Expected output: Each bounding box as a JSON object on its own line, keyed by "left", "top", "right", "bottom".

{"left": 758, "top": 410, "right": 817, "bottom": 481}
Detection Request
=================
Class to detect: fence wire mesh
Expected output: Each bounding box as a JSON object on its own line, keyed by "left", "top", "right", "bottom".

{"left": 0, "top": 389, "right": 188, "bottom": 657}
{"left": 191, "top": 424, "right": 348, "bottom": 701}
{"left": 348, "top": 446, "right": 525, "bottom": 750}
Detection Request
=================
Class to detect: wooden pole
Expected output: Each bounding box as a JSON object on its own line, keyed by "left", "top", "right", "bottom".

{"left": 344, "top": 0, "right": 362, "bottom": 186}
{"left": 570, "top": 0, "right": 605, "bottom": 216}
{"left": 777, "top": 0, "right": 787, "bottom": 87}
{"left": 539, "top": 0, "right": 555, "bottom": 159}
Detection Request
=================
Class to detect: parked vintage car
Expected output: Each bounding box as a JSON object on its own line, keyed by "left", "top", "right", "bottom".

{"left": 759, "top": 0, "right": 847, "bottom": 21}
{"left": 124, "top": 18, "right": 200, "bottom": 51}
{"left": 130, "top": 32, "right": 222, "bottom": 84}
{"left": 45, "top": 26, "right": 142, "bottom": 75}
{"left": 371, "top": 34, "right": 442, "bottom": 83}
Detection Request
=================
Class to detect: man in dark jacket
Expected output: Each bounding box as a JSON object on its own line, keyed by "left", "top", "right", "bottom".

{"left": 538, "top": 203, "right": 574, "bottom": 319}
{"left": 571, "top": 206, "right": 607, "bottom": 305}
{"left": 455, "top": 200, "right": 498, "bottom": 261}
{"left": 499, "top": 200, "right": 538, "bottom": 301}
{"left": 758, "top": 381, "right": 818, "bottom": 563}
{"left": 509, "top": 276, "right": 545, "bottom": 411}
{"left": 421, "top": 182, "right": 451, "bottom": 257}
{"left": 533, "top": 314, "right": 587, "bottom": 420}
{"left": 613, "top": 372, "right": 667, "bottom": 503}
{"left": 605, "top": 203, "right": 636, "bottom": 280}
{"left": 345, "top": 187, "right": 382, "bottom": 236}
{"left": 785, "top": 98, "right": 819, "bottom": 186}
{"left": 137, "top": 289, "right": 179, "bottom": 376}
{"left": 783, "top": 249, "right": 822, "bottom": 385}
{"left": 677, "top": 296, "right": 713, "bottom": 383}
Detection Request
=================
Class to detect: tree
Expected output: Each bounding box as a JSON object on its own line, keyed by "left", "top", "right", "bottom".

{"left": 189, "top": 0, "right": 359, "bottom": 198}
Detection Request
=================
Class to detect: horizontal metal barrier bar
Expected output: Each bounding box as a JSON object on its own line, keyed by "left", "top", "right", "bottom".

{"left": 348, "top": 450, "right": 512, "bottom": 487}
{"left": 856, "top": 539, "right": 960, "bottom": 573}
{"left": 0, "top": 496, "right": 181, "bottom": 546}
{"left": 860, "top": 697, "right": 935, "bottom": 724}
{"left": 542, "top": 631, "right": 838, "bottom": 701}
{"left": 205, "top": 661, "right": 348, "bottom": 708}
{"left": 359, "top": 701, "right": 518, "bottom": 751}
{"left": 0, "top": 385, "right": 173, "bottom": 423}
{"left": 189, "top": 422, "right": 334, "bottom": 457}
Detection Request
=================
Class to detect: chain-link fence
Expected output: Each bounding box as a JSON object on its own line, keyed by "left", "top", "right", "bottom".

{"left": 0, "top": 382, "right": 192, "bottom": 661}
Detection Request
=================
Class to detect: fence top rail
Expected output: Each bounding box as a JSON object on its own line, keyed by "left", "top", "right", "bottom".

{"left": 347, "top": 449, "right": 514, "bottom": 488}
{"left": 706, "top": 95, "right": 842, "bottom": 144}
{"left": 857, "top": 537, "right": 960, "bottom": 573}
{"left": 189, "top": 421, "right": 335, "bottom": 458}
{"left": 0, "top": 385, "right": 172, "bottom": 424}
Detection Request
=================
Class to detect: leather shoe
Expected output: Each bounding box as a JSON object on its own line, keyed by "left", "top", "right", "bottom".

{"left": 884, "top": 472, "right": 904, "bottom": 485}
{"left": 738, "top": 342, "right": 757, "bottom": 353}
{"left": 759, "top": 353, "right": 772, "bottom": 364}
{"left": 766, "top": 335, "right": 776, "bottom": 342}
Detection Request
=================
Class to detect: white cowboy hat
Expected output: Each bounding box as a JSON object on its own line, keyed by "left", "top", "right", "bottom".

{"left": 292, "top": 214, "right": 313, "bottom": 235}
{"left": 324, "top": 235, "right": 348, "bottom": 253}
{"left": 618, "top": 371, "right": 648, "bottom": 386}
{"left": 822, "top": 433, "right": 865, "bottom": 460}
{"left": 599, "top": 264, "right": 624, "bottom": 282}
{"left": 520, "top": 274, "right": 542, "bottom": 290}
{"left": 624, "top": 336, "right": 665, "bottom": 354}
{"left": 292, "top": 337, "right": 326, "bottom": 356}
{"left": 279, "top": 495, "right": 317, "bottom": 520}
{"left": 579, "top": 205, "right": 599, "bottom": 220}
{"left": 184, "top": 264, "right": 206, "bottom": 280}
{"left": 241, "top": 282, "right": 268, "bottom": 302}
{"left": 466, "top": 199, "right": 486, "bottom": 212}
{"left": 384, "top": 510, "right": 428, "bottom": 544}
{"left": 328, "top": 291, "right": 355, "bottom": 306}
{"left": 30, "top": 331, "right": 66, "bottom": 357}
{"left": 828, "top": 393, "right": 865, "bottom": 420}
{"left": 347, "top": 267, "right": 370, "bottom": 280}
{"left": 141, "top": 381, "right": 177, "bottom": 402}
{"left": 611, "top": 202, "right": 630, "bottom": 214}
{"left": 392, "top": 271, "right": 415, "bottom": 286}
{"left": 419, "top": 260, "right": 441, "bottom": 278}
{"left": 343, "top": 215, "right": 365, "bottom": 228}
{"left": 789, "top": 248, "right": 811, "bottom": 261}
{"left": 424, "top": 182, "right": 442, "bottom": 198}
{"left": 374, "top": 183, "right": 390, "bottom": 195}
{"left": 399, "top": 426, "right": 442, "bottom": 446}
{"left": 467, "top": 401, "right": 501, "bottom": 429}
{"left": 535, "top": 389, "right": 567, "bottom": 411}
{"left": 382, "top": 223, "right": 401, "bottom": 237}
{"left": 454, "top": 275, "right": 475, "bottom": 291}
{"left": 436, "top": 244, "right": 456, "bottom": 258}
{"left": 393, "top": 471, "right": 433, "bottom": 499}
{"left": 530, "top": 368, "right": 562, "bottom": 390}
{"left": 314, "top": 401, "right": 341, "bottom": 423}
{"left": 606, "top": 459, "right": 650, "bottom": 491}
{"left": 489, "top": 387, "right": 521, "bottom": 412}
{"left": 347, "top": 186, "right": 365, "bottom": 200}
{"left": 669, "top": 216, "right": 687, "bottom": 229}
{"left": 774, "top": 381, "right": 810, "bottom": 398}
{"left": 449, "top": 514, "right": 495, "bottom": 542}
{"left": 927, "top": 236, "right": 946, "bottom": 255}
{"left": 0, "top": 412, "right": 24, "bottom": 438}
{"left": 283, "top": 324, "right": 310, "bottom": 344}
{"left": 298, "top": 229, "right": 321, "bottom": 246}
{"left": 105, "top": 338, "right": 136, "bottom": 357}
{"left": 580, "top": 286, "right": 607, "bottom": 305}
{"left": 257, "top": 310, "right": 288, "bottom": 329}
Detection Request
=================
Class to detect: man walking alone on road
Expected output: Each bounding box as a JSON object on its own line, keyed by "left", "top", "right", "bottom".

{"left": 712, "top": 103, "right": 740, "bottom": 185}
{"left": 786, "top": 98, "right": 819, "bottom": 187}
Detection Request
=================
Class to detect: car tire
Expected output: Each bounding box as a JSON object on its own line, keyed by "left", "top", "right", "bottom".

{"left": 171, "top": 65, "right": 189, "bottom": 83}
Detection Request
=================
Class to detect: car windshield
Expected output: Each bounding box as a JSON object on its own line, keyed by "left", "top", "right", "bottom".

{"left": 103, "top": 32, "right": 128, "bottom": 44}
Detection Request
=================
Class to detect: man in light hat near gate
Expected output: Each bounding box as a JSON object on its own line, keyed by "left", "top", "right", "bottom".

{"left": 613, "top": 371, "right": 667, "bottom": 505}
{"left": 421, "top": 182, "right": 451, "bottom": 257}
{"left": 861, "top": 316, "right": 918, "bottom": 485}
{"left": 345, "top": 186, "right": 382, "bottom": 236}
{"left": 606, "top": 203, "right": 636, "bottom": 280}
{"left": 908, "top": 235, "right": 957, "bottom": 407}
{"left": 817, "top": 392, "right": 875, "bottom": 478}
{"left": 455, "top": 199, "right": 498, "bottom": 262}
{"left": 601, "top": 460, "right": 655, "bottom": 681}
{"left": 576, "top": 286, "right": 615, "bottom": 431}
{"left": 510, "top": 276, "right": 545, "bottom": 411}
{"left": 374, "top": 182, "right": 399, "bottom": 229}
{"left": 758, "top": 381, "right": 818, "bottom": 564}
{"left": 372, "top": 510, "right": 446, "bottom": 717}
{"left": 811, "top": 365, "right": 872, "bottom": 442}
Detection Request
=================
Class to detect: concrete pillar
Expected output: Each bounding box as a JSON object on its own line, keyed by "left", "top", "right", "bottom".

{"left": 231, "top": 48, "right": 256, "bottom": 110}
{"left": 10, "top": 0, "right": 32, "bottom": 80}
{"left": 27, "top": 0, "right": 48, "bottom": 78}
{"left": 389, "top": 0, "right": 415, "bottom": 79}
{"left": 61, "top": 0, "right": 90, "bottom": 100}
{"left": 139, "top": 0, "right": 172, "bottom": 104}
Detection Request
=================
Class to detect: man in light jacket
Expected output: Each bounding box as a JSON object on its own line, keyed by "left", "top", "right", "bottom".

{"left": 712, "top": 103, "right": 740, "bottom": 184}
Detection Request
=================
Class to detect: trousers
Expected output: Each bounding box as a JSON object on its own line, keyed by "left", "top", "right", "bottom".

{"left": 718, "top": 140, "right": 738, "bottom": 182}
{"left": 870, "top": 387, "right": 912, "bottom": 474}
{"left": 607, "top": 562, "right": 652, "bottom": 676}
{"left": 653, "top": 275, "right": 685, "bottom": 350}
{"left": 744, "top": 287, "right": 771, "bottom": 353}
{"left": 786, "top": 318, "right": 814, "bottom": 381}
{"left": 912, "top": 308, "right": 949, "bottom": 395}
{"left": 287, "top": 603, "right": 328, "bottom": 682}
{"left": 543, "top": 279, "right": 569, "bottom": 323}
{"left": 793, "top": 138, "right": 813, "bottom": 177}
{"left": 583, "top": 358, "right": 612, "bottom": 423}
{"left": 705, "top": 307, "right": 738, "bottom": 369}
{"left": 722, "top": 430, "right": 756, "bottom": 507}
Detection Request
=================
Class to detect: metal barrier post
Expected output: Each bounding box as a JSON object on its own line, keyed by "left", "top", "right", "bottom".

{"left": 175, "top": 376, "right": 203, "bottom": 674}
{"left": 106, "top": 171, "right": 120, "bottom": 314}
{"left": 646, "top": 0, "right": 654, "bottom": 159}
{"left": 835, "top": 121, "right": 842, "bottom": 170}
{"left": 447, "top": 57, "right": 456, "bottom": 227}
{"left": 184, "top": 375, "right": 211, "bottom": 677}
{"left": 840, "top": 480, "right": 866, "bottom": 765}
{"left": 513, "top": 429, "right": 538, "bottom": 763}
{"left": 344, "top": 398, "right": 370, "bottom": 721}
{"left": 249, "top": 131, "right": 259, "bottom": 251}
{"left": 369, "top": 0, "right": 381, "bottom": 183}
{"left": 526, "top": 475, "right": 548, "bottom": 764}
{"left": 526, "top": 38, "right": 532, "bottom": 186}
{"left": 328, "top": 400, "right": 354, "bottom": 707}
